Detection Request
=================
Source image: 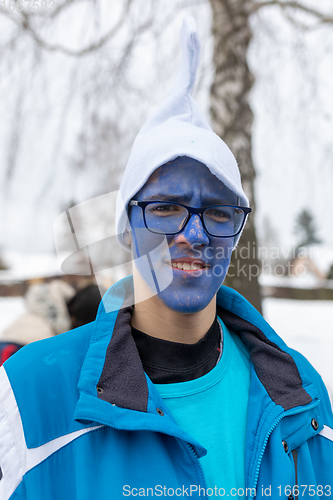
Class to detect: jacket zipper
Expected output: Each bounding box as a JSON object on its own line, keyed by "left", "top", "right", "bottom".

{"left": 187, "top": 443, "right": 208, "bottom": 499}
{"left": 248, "top": 399, "right": 319, "bottom": 499}
{"left": 291, "top": 450, "right": 298, "bottom": 500}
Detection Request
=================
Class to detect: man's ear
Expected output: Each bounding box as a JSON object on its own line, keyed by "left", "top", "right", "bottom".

{"left": 123, "top": 222, "right": 132, "bottom": 246}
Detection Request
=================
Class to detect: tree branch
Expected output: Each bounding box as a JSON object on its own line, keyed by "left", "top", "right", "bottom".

{"left": 252, "top": 1, "right": 333, "bottom": 26}
{"left": 0, "top": 0, "right": 137, "bottom": 57}
{"left": 39, "top": 0, "right": 85, "bottom": 19}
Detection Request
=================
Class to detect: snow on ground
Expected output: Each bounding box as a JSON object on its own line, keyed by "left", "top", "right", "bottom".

{"left": 263, "top": 299, "right": 333, "bottom": 395}
{"left": 0, "top": 250, "right": 61, "bottom": 280}
{"left": 0, "top": 294, "right": 332, "bottom": 395}
{"left": 259, "top": 273, "right": 328, "bottom": 289}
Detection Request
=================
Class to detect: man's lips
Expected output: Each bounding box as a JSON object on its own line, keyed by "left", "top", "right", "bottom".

{"left": 164, "top": 258, "right": 210, "bottom": 272}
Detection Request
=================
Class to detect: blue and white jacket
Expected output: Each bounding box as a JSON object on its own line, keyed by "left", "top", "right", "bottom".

{"left": 1, "top": 276, "right": 332, "bottom": 499}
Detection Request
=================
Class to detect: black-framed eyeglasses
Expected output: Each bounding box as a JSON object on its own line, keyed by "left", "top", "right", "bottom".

{"left": 129, "top": 200, "right": 251, "bottom": 238}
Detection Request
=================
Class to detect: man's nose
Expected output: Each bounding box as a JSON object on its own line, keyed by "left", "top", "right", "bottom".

{"left": 174, "top": 214, "right": 210, "bottom": 247}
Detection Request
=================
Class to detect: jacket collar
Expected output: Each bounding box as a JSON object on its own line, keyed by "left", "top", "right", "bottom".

{"left": 75, "top": 276, "right": 318, "bottom": 425}
{"left": 216, "top": 287, "right": 313, "bottom": 411}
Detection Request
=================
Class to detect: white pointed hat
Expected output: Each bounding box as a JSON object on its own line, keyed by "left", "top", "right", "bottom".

{"left": 116, "top": 16, "right": 249, "bottom": 250}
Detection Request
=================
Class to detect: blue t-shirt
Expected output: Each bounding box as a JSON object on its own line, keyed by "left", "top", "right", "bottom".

{"left": 155, "top": 319, "right": 251, "bottom": 497}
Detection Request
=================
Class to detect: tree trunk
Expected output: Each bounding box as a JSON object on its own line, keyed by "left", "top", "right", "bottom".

{"left": 209, "top": 0, "right": 263, "bottom": 313}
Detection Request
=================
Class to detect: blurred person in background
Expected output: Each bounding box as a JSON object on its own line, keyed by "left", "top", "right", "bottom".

{"left": 0, "top": 279, "right": 75, "bottom": 365}
{"left": 0, "top": 17, "right": 332, "bottom": 500}
{"left": 66, "top": 283, "right": 103, "bottom": 329}
{"left": 0, "top": 282, "right": 102, "bottom": 366}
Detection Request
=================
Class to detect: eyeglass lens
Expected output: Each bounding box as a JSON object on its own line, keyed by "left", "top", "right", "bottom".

{"left": 144, "top": 203, "right": 245, "bottom": 236}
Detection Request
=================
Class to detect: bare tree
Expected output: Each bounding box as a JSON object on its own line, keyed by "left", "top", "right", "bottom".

{"left": 0, "top": 0, "right": 161, "bottom": 185}
{"left": 208, "top": 0, "right": 333, "bottom": 312}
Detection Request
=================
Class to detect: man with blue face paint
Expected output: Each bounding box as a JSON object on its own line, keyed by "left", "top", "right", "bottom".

{"left": 124, "top": 157, "right": 241, "bottom": 341}
{"left": 1, "top": 17, "right": 332, "bottom": 500}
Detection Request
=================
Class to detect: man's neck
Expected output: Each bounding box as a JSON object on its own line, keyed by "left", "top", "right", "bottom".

{"left": 131, "top": 283, "right": 216, "bottom": 344}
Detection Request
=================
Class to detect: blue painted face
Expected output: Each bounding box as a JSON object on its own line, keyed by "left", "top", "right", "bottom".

{"left": 127, "top": 157, "right": 237, "bottom": 314}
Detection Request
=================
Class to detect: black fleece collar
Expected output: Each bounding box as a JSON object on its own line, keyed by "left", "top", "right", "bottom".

{"left": 96, "top": 284, "right": 312, "bottom": 413}
{"left": 216, "top": 305, "right": 312, "bottom": 411}
{"left": 131, "top": 316, "right": 222, "bottom": 384}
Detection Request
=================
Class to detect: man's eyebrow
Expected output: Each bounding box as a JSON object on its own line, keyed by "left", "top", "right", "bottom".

{"left": 142, "top": 193, "right": 235, "bottom": 205}
{"left": 142, "top": 193, "right": 193, "bottom": 203}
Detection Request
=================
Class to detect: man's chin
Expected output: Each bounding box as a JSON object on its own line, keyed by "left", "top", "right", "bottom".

{"left": 156, "top": 289, "right": 217, "bottom": 315}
